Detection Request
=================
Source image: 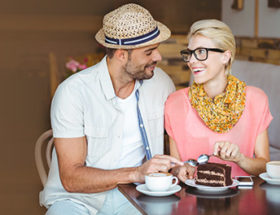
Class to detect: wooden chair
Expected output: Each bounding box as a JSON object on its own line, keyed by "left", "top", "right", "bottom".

{"left": 35, "top": 129, "right": 54, "bottom": 186}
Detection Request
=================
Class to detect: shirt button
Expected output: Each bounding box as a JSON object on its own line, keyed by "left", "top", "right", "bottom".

{"left": 146, "top": 147, "right": 149, "bottom": 150}
{"left": 140, "top": 124, "right": 144, "bottom": 127}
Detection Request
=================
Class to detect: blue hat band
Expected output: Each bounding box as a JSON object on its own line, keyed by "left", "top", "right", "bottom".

{"left": 105, "top": 27, "right": 160, "bottom": 46}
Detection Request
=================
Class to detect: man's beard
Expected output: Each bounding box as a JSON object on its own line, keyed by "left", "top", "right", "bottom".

{"left": 125, "top": 61, "right": 157, "bottom": 80}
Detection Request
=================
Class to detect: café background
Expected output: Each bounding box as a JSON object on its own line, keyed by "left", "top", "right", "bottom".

{"left": 1, "top": 0, "right": 280, "bottom": 214}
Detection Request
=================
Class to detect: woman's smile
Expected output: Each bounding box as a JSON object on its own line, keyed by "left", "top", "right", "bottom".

{"left": 191, "top": 67, "right": 206, "bottom": 75}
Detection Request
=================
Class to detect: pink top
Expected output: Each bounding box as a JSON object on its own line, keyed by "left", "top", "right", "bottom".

{"left": 165, "top": 86, "right": 273, "bottom": 177}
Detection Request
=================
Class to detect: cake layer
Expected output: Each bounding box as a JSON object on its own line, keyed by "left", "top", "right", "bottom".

{"left": 197, "top": 163, "right": 229, "bottom": 173}
{"left": 196, "top": 179, "right": 225, "bottom": 187}
{"left": 196, "top": 173, "right": 224, "bottom": 181}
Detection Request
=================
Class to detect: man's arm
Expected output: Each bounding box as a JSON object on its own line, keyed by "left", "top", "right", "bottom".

{"left": 55, "top": 136, "right": 183, "bottom": 193}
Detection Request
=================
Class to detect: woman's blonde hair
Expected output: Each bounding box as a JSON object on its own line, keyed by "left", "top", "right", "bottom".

{"left": 187, "top": 19, "right": 236, "bottom": 74}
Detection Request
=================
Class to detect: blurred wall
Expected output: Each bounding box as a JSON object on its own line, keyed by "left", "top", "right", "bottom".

{"left": 221, "top": 0, "right": 280, "bottom": 66}
{"left": 222, "top": 0, "right": 255, "bottom": 37}
{"left": 222, "top": 0, "right": 280, "bottom": 38}
{"left": 0, "top": 1, "right": 221, "bottom": 214}
{"left": 259, "top": 0, "right": 280, "bottom": 38}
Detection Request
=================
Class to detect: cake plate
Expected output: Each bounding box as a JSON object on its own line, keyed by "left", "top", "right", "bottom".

{"left": 185, "top": 179, "right": 239, "bottom": 193}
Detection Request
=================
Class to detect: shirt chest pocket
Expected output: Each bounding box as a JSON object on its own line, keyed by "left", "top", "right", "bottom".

{"left": 84, "top": 125, "right": 111, "bottom": 165}
{"left": 146, "top": 107, "right": 164, "bottom": 137}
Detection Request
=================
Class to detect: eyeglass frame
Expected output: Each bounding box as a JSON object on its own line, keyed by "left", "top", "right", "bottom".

{"left": 180, "top": 47, "right": 225, "bottom": 62}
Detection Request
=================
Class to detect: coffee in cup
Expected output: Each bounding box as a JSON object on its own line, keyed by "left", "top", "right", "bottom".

{"left": 266, "top": 161, "right": 280, "bottom": 179}
{"left": 145, "top": 172, "right": 178, "bottom": 192}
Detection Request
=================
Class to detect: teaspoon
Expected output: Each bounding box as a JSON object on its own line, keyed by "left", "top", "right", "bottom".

{"left": 184, "top": 159, "right": 198, "bottom": 167}
{"left": 197, "top": 153, "right": 214, "bottom": 164}
{"left": 184, "top": 154, "right": 214, "bottom": 167}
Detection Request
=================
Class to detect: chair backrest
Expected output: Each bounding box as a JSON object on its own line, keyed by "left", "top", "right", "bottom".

{"left": 35, "top": 129, "right": 54, "bottom": 186}
{"left": 231, "top": 60, "right": 280, "bottom": 160}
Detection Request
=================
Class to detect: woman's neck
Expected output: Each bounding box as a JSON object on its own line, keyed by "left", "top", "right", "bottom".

{"left": 203, "top": 74, "right": 228, "bottom": 99}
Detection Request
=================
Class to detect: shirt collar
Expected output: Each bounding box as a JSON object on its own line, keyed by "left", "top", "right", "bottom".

{"left": 99, "top": 56, "right": 116, "bottom": 100}
{"left": 99, "top": 56, "right": 143, "bottom": 100}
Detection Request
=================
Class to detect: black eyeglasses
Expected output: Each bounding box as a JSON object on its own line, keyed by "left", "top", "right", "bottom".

{"left": 180, "top": 47, "right": 225, "bottom": 62}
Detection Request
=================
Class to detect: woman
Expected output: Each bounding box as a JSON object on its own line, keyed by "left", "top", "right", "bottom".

{"left": 165, "top": 19, "right": 272, "bottom": 182}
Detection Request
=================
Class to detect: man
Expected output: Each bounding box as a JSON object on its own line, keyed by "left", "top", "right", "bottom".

{"left": 40, "top": 3, "right": 183, "bottom": 215}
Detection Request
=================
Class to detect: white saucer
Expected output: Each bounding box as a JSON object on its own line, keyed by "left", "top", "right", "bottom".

{"left": 259, "top": 172, "right": 280, "bottom": 185}
{"left": 185, "top": 179, "right": 239, "bottom": 193}
{"left": 136, "top": 184, "right": 181, "bottom": 197}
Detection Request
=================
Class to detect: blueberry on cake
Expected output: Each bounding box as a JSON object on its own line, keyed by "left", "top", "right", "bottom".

{"left": 195, "top": 162, "right": 233, "bottom": 187}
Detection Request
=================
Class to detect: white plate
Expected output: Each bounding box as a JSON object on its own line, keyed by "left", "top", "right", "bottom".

{"left": 259, "top": 172, "right": 280, "bottom": 185}
{"left": 185, "top": 179, "right": 239, "bottom": 193}
{"left": 136, "top": 184, "right": 181, "bottom": 197}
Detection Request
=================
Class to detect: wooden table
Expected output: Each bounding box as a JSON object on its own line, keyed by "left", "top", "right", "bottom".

{"left": 118, "top": 177, "right": 280, "bottom": 215}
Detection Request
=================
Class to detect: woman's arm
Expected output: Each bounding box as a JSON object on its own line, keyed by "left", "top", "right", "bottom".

{"left": 169, "top": 137, "right": 181, "bottom": 160}
{"left": 238, "top": 129, "right": 270, "bottom": 175}
{"left": 169, "top": 137, "right": 195, "bottom": 181}
{"left": 214, "top": 129, "right": 270, "bottom": 176}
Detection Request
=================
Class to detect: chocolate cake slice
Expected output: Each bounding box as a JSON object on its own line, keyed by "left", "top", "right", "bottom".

{"left": 195, "top": 162, "right": 233, "bottom": 187}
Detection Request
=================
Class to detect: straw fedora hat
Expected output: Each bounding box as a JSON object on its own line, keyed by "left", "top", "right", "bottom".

{"left": 95, "top": 3, "right": 171, "bottom": 49}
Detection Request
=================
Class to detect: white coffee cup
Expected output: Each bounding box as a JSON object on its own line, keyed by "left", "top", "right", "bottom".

{"left": 145, "top": 172, "right": 178, "bottom": 192}
{"left": 266, "top": 161, "right": 280, "bottom": 179}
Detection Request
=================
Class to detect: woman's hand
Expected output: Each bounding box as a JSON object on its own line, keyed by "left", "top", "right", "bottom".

{"left": 171, "top": 163, "right": 195, "bottom": 182}
{"left": 214, "top": 141, "right": 244, "bottom": 163}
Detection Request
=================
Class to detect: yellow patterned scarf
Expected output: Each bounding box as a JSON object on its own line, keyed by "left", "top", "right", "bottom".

{"left": 189, "top": 75, "right": 246, "bottom": 133}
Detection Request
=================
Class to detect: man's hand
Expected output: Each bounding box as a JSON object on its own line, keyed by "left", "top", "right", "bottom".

{"left": 133, "top": 155, "right": 184, "bottom": 182}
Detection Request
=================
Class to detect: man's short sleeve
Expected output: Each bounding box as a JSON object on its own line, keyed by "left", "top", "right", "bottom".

{"left": 51, "top": 80, "right": 84, "bottom": 138}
